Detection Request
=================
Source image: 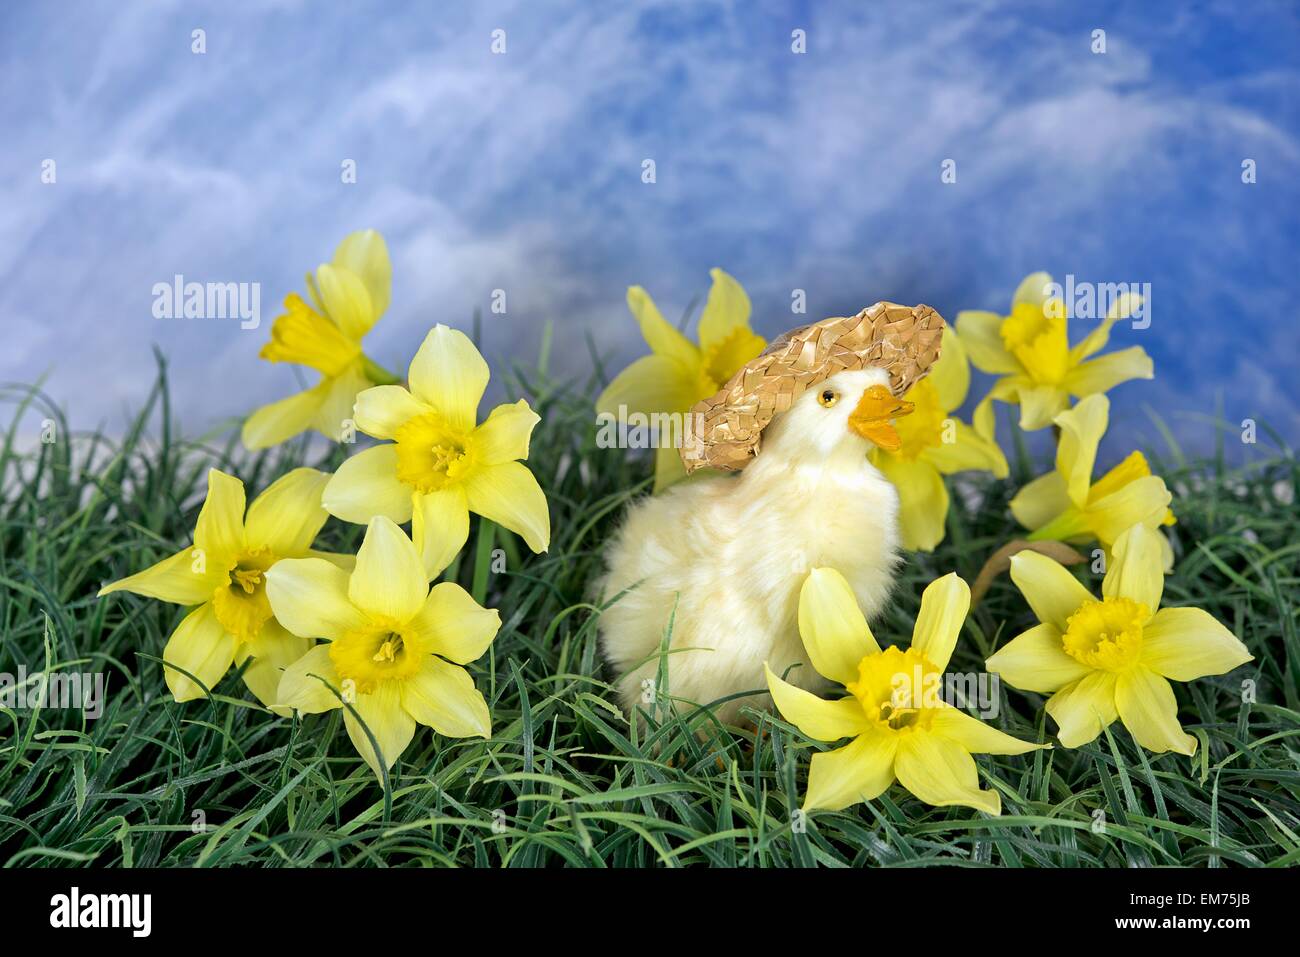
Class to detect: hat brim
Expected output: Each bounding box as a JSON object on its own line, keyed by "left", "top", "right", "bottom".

{"left": 680, "top": 302, "right": 945, "bottom": 474}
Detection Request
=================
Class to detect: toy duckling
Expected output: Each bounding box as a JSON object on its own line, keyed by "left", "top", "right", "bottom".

{"left": 599, "top": 302, "right": 945, "bottom": 725}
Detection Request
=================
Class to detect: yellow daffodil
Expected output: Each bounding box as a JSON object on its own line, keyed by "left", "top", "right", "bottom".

{"left": 267, "top": 517, "right": 499, "bottom": 779}
{"left": 243, "top": 230, "right": 400, "bottom": 450}
{"left": 322, "top": 324, "right": 549, "bottom": 578}
{"left": 986, "top": 524, "right": 1252, "bottom": 755}
{"left": 765, "top": 568, "right": 1044, "bottom": 815}
{"left": 1012, "top": 393, "right": 1176, "bottom": 569}
{"left": 98, "top": 468, "right": 347, "bottom": 709}
{"left": 596, "top": 269, "right": 766, "bottom": 490}
{"left": 870, "top": 328, "right": 1009, "bottom": 551}
{"left": 958, "top": 271, "right": 1152, "bottom": 435}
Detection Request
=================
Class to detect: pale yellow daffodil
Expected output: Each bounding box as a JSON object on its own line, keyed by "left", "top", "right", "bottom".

{"left": 870, "top": 328, "right": 1009, "bottom": 551}
{"left": 98, "top": 468, "right": 348, "bottom": 709}
{"left": 987, "top": 524, "right": 1252, "bottom": 755}
{"left": 243, "top": 230, "right": 400, "bottom": 450}
{"left": 596, "top": 269, "right": 766, "bottom": 490}
{"left": 267, "top": 517, "right": 499, "bottom": 780}
{"left": 958, "top": 271, "right": 1152, "bottom": 435}
{"left": 322, "top": 324, "right": 549, "bottom": 579}
{"left": 1012, "top": 393, "right": 1176, "bottom": 569}
{"left": 765, "top": 567, "right": 1044, "bottom": 815}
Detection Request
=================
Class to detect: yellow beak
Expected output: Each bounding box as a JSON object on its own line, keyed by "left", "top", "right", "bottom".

{"left": 847, "top": 384, "right": 913, "bottom": 452}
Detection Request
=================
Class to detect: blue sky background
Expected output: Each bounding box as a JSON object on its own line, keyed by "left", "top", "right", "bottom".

{"left": 3, "top": 0, "right": 1297, "bottom": 457}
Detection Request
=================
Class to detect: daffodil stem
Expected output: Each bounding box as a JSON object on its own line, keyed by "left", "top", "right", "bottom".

{"left": 362, "top": 355, "right": 402, "bottom": 386}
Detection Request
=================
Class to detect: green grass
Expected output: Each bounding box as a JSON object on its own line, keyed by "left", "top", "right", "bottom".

{"left": 1, "top": 349, "right": 1297, "bottom": 868}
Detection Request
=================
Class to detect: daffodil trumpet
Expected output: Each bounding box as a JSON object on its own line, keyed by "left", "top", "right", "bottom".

{"left": 986, "top": 523, "right": 1253, "bottom": 755}
{"left": 766, "top": 567, "right": 1045, "bottom": 814}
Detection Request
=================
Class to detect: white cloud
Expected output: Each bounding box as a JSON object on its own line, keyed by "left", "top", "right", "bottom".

{"left": 0, "top": 0, "right": 1295, "bottom": 451}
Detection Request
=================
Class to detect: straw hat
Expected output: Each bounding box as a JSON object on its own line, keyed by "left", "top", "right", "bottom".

{"left": 679, "top": 301, "right": 945, "bottom": 474}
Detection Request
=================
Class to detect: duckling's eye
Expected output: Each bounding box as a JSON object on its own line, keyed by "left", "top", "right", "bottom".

{"left": 818, "top": 389, "right": 838, "bottom": 408}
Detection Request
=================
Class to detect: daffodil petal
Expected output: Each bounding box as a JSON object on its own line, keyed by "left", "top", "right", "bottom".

{"left": 407, "top": 324, "right": 489, "bottom": 432}
{"left": 1009, "top": 551, "right": 1094, "bottom": 631}
{"left": 928, "top": 327, "right": 970, "bottom": 410}
{"left": 1045, "top": 671, "right": 1118, "bottom": 748}
{"left": 1018, "top": 385, "right": 1070, "bottom": 432}
{"left": 595, "top": 353, "right": 701, "bottom": 419}
{"left": 238, "top": 619, "right": 312, "bottom": 712}
{"left": 956, "top": 310, "right": 1019, "bottom": 375}
{"left": 322, "top": 444, "right": 414, "bottom": 525}
{"left": 409, "top": 582, "right": 501, "bottom": 665}
{"left": 463, "top": 461, "right": 550, "bottom": 554}
{"left": 331, "top": 229, "right": 391, "bottom": 320}
{"left": 243, "top": 468, "right": 330, "bottom": 556}
{"left": 315, "top": 263, "right": 374, "bottom": 342}
{"left": 985, "top": 623, "right": 1091, "bottom": 693}
{"left": 98, "top": 546, "right": 223, "bottom": 604}
{"left": 876, "top": 455, "right": 948, "bottom": 553}
{"left": 1068, "top": 292, "right": 1141, "bottom": 363}
{"left": 910, "top": 573, "right": 969, "bottom": 672}
{"left": 922, "top": 418, "right": 1008, "bottom": 478}
{"left": 697, "top": 268, "right": 752, "bottom": 354}
{"left": 1103, "top": 523, "right": 1165, "bottom": 612}
{"left": 276, "top": 643, "right": 344, "bottom": 714}
{"left": 1054, "top": 394, "right": 1108, "bottom": 507}
{"left": 972, "top": 376, "right": 1024, "bottom": 440}
{"left": 311, "top": 364, "right": 372, "bottom": 441}
{"left": 895, "top": 732, "right": 1000, "bottom": 814}
{"left": 353, "top": 385, "right": 433, "bottom": 440}
{"left": 798, "top": 567, "right": 880, "bottom": 685}
{"left": 344, "top": 682, "right": 417, "bottom": 779}
{"left": 1010, "top": 472, "right": 1072, "bottom": 531}
{"left": 194, "top": 469, "right": 246, "bottom": 560}
{"left": 1012, "top": 272, "right": 1054, "bottom": 308}
{"left": 349, "top": 517, "right": 428, "bottom": 621}
{"left": 1158, "top": 532, "right": 1175, "bottom": 573}
{"left": 1140, "top": 607, "right": 1253, "bottom": 681}
{"left": 242, "top": 384, "right": 327, "bottom": 449}
{"left": 653, "top": 442, "right": 688, "bottom": 492}
{"left": 929, "top": 706, "right": 1045, "bottom": 755}
{"left": 162, "top": 604, "right": 237, "bottom": 702}
{"left": 264, "top": 557, "right": 367, "bottom": 640}
{"left": 1115, "top": 666, "right": 1197, "bottom": 755}
{"left": 627, "top": 285, "right": 700, "bottom": 367}
{"left": 1086, "top": 477, "right": 1173, "bottom": 545}
{"left": 411, "top": 486, "right": 471, "bottom": 579}
{"left": 400, "top": 656, "right": 491, "bottom": 738}
{"left": 802, "top": 733, "right": 898, "bottom": 812}
{"left": 764, "top": 664, "right": 868, "bottom": 741}
{"left": 1068, "top": 315, "right": 1118, "bottom": 365}
{"left": 474, "top": 399, "right": 540, "bottom": 465}
{"left": 1064, "top": 347, "right": 1153, "bottom": 396}
{"left": 308, "top": 549, "right": 357, "bottom": 572}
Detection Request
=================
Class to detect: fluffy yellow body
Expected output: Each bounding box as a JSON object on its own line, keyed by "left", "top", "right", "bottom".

{"left": 599, "top": 369, "right": 903, "bottom": 724}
